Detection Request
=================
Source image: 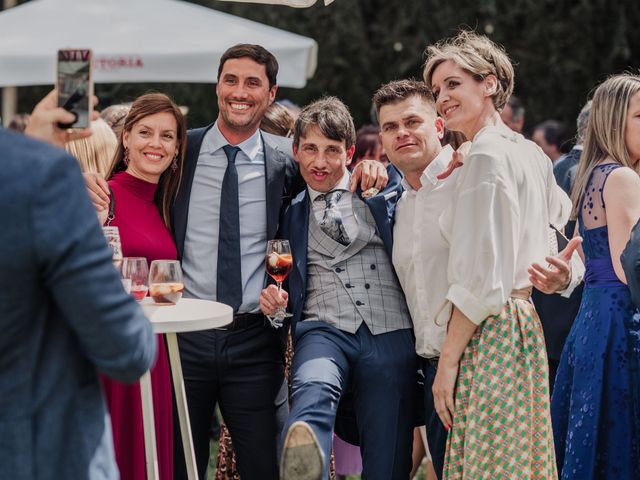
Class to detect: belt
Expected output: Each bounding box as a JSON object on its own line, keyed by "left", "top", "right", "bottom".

{"left": 425, "top": 356, "right": 439, "bottom": 370}
{"left": 219, "top": 312, "right": 265, "bottom": 331}
{"left": 510, "top": 287, "right": 532, "bottom": 301}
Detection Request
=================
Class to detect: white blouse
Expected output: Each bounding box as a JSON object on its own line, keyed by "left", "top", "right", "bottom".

{"left": 440, "top": 125, "right": 572, "bottom": 325}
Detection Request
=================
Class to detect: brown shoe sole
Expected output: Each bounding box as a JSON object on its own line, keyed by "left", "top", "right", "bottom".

{"left": 280, "top": 421, "right": 324, "bottom": 480}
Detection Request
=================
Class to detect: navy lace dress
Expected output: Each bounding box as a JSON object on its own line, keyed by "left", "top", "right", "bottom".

{"left": 551, "top": 164, "right": 640, "bottom": 479}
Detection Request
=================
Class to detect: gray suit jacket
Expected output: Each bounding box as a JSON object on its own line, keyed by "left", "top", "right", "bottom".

{"left": 0, "top": 130, "right": 157, "bottom": 480}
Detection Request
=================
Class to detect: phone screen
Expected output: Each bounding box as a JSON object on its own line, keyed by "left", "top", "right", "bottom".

{"left": 57, "top": 49, "right": 93, "bottom": 129}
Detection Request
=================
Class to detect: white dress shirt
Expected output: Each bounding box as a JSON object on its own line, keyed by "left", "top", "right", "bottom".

{"left": 308, "top": 171, "right": 358, "bottom": 241}
{"left": 393, "top": 145, "right": 456, "bottom": 358}
{"left": 440, "top": 125, "right": 572, "bottom": 325}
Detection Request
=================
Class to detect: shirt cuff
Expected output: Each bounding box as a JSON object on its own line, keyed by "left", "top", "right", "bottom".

{"left": 558, "top": 251, "right": 585, "bottom": 298}
{"left": 446, "top": 284, "right": 492, "bottom": 325}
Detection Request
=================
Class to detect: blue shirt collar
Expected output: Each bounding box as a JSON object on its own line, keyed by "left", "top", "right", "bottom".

{"left": 202, "top": 121, "right": 263, "bottom": 162}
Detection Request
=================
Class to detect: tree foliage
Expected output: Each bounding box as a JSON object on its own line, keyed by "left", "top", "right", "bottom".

{"left": 5, "top": 0, "right": 640, "bottom": 135}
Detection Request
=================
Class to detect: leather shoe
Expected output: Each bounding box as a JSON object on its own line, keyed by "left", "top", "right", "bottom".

{"left": 280, "top": 421, "right": 324, "bottom": 480}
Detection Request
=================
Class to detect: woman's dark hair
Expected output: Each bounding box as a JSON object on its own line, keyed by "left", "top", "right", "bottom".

{"left": 106, "top": 93, "right": 186, "bottom": 229}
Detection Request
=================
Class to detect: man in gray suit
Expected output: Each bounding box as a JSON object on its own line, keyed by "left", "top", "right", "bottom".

{"left": 0, "top": 91, "right": 156, "bottom": 480}
{"left": 260, "top": 97, "right": 416, "bottom": 480}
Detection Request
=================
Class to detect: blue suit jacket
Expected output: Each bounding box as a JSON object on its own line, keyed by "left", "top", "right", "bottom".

{"left": 282, "top": 165, "right": 404, "bottom": 337}
{"left": 0, "top": 130, "right": 156, "bottom": 480}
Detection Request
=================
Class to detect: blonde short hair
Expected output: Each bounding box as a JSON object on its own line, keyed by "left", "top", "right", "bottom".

{"left": 423, "top": 31, "right": 514, "bottom": 111}
{"left": 65, "top": 118, "right": 117, "bottom": 176}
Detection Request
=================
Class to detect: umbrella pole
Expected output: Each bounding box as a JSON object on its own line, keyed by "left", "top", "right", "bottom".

{"left": 2, "top": 86, "right": 17, "bottom": 128}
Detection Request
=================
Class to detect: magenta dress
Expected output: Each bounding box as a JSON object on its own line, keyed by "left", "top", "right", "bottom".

{"left": 100, "top": 171, "right": 176, "bottom": 480}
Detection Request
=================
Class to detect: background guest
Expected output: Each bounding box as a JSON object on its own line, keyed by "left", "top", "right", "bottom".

{"left": 532, "top": 119, "right": 571, "bottom": 163}
{"left": 622, "top": 218, "right": 640, "bottom": 308}
{"left": 532, "top": 101, "right": 593, "bottom": 389}
{"left": 260, "top": 101, "right": 295, "bottom": 138}
{"left": 555, "top": 101, "right": 593, "bottom": 199}
{"left": 101, "top": 103, "right": 132, "bottom": 139}
{"left": 7, "top": 112, "right": 30, "bottom": 133}
{"left": 65, "top": 117, "right": 117, "bottom": 175}
{"left": 500, "top": 94, "right": 525, "bottom": 133}
{"left": 349, "top": 124, "right": 386, "bottom": 171}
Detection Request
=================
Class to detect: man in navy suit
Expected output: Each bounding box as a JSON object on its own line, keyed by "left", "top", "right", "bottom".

{"left": 261, "top": 96, "right": 416, "bottom": 480}
{"left": 533, "top": 101, "right": 592, "bottom": 387}
{"left": 0, "top": 91, "right": 156, "bottom": 480}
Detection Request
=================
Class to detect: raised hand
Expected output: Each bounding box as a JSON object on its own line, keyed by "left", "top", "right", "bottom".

{"left": 24, "top": 89, "right": 99, "bottom": 148}
{"left": 529, "top": 236, "right": 583, "bottom": 293}
{"left": 436, "top": 141, "right": 470, "bottom": 180}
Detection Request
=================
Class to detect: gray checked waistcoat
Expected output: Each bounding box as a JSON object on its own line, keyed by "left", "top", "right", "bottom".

{"left": 302, "top": 195, "right": 412, "bottom": 335}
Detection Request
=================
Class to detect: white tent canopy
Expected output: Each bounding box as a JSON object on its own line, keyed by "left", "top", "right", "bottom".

{"left": 218, "top": 0, "right": 333, "bottom": 6}
{"left": 0, "top": 0, "right": 318, "bottom": 88}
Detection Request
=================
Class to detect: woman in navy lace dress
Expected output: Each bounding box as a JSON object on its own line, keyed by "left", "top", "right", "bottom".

{"left": 551, "top": 73, "right": 640, "bottom": 479}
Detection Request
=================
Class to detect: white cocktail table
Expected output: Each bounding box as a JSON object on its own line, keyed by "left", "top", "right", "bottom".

{"left": 140, "top": 298, "right": 233, "bottom": 480}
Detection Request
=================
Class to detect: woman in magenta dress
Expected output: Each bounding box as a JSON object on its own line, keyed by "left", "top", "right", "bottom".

{"left": 100, "top": 92, "right": 186, "bottom": 480}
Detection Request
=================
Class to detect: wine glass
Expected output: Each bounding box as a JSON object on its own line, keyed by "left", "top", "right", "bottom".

{"left": 121, "top": 257, "right": 149, "bottom": 301}
{"left": 265, "top": 239, "right": 293, "bottom": 327}
{"left": 102, "top": 226, "right": 123, "bottom": 270}
{"left": 148, "top": 260, "right": 184, "bottom": 305}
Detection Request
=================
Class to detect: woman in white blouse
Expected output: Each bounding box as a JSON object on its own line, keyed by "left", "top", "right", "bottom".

{"left": 422, "top": 31, "right": 571, "bottom": 479}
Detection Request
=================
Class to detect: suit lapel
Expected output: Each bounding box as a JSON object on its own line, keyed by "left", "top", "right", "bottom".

{"left": 172, "top": 124, "right": 214, "bottom": 258}
{"left": 364, "top": 193, "right": 393, "bottom": 258}
{"left": 264, "top": 137, "right": 287, "bottom": 241}
{"left": 289, "top": 193, "right": 310, "bottom": 292}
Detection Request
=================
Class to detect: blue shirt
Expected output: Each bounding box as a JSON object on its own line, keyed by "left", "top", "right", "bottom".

{"left": 182, "top": 122, "right": 267, "bottom": 313}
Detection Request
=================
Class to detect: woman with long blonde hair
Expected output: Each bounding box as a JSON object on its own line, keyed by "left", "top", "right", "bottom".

{"left": 551, "top": 73, "right": 640, "bottom": 479}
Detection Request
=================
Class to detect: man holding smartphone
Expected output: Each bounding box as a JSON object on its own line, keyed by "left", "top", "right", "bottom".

{"left": 0, "top": 90, "right": 157, "bottom": 480}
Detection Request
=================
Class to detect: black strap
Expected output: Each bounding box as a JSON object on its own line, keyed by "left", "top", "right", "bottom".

{"left": 550, "top": 223, "right": 569, "bottom": 251}
{"left": 105, "top": 186, "right": 115, "bottom": 226}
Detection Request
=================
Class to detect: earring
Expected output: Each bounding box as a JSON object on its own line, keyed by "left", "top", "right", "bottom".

{"left": 124, "top": 147, "right": 130, "bottom": 166}
{"left": 171, "top": 153, "right": 178, "bottom": 173}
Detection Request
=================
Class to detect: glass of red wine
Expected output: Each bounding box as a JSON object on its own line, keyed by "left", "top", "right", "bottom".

{"left": 265, "top": 239, "right": 293, "bottom": 327}
{"left": 121, "top": 257, "right": 149, "bottom": 301}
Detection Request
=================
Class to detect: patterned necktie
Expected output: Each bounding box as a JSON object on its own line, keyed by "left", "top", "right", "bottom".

{"left": 217, "top": 145, "right": 242, "bottom": 311}
{"left": 317, "top": 190, "right": 350, "bottom": 246}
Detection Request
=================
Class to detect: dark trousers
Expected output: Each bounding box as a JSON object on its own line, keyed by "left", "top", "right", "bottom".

{"left": 422, "top": 358, "right": 448, "bottom": 480}
{"left": 287, "top": 321, "right": 416, "bottom": 480}
{"left": 173, "top": 319, "right": 286, "bottom": 480}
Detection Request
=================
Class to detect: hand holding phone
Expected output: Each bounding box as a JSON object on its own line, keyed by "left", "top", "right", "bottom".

{"left": 25, "top": 90, "right": 96, "bottom": 148}
{"left": 56, "top": 48, "right": 93, "bottom": 129}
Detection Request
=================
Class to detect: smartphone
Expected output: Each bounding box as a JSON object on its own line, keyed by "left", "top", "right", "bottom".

{"left": 56, "top": 48, "right": 93, "bottom": 129}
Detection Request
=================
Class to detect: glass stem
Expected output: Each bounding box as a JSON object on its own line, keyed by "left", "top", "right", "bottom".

{"left": 276, "top": 282, "right": 285, "bottom": 317}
